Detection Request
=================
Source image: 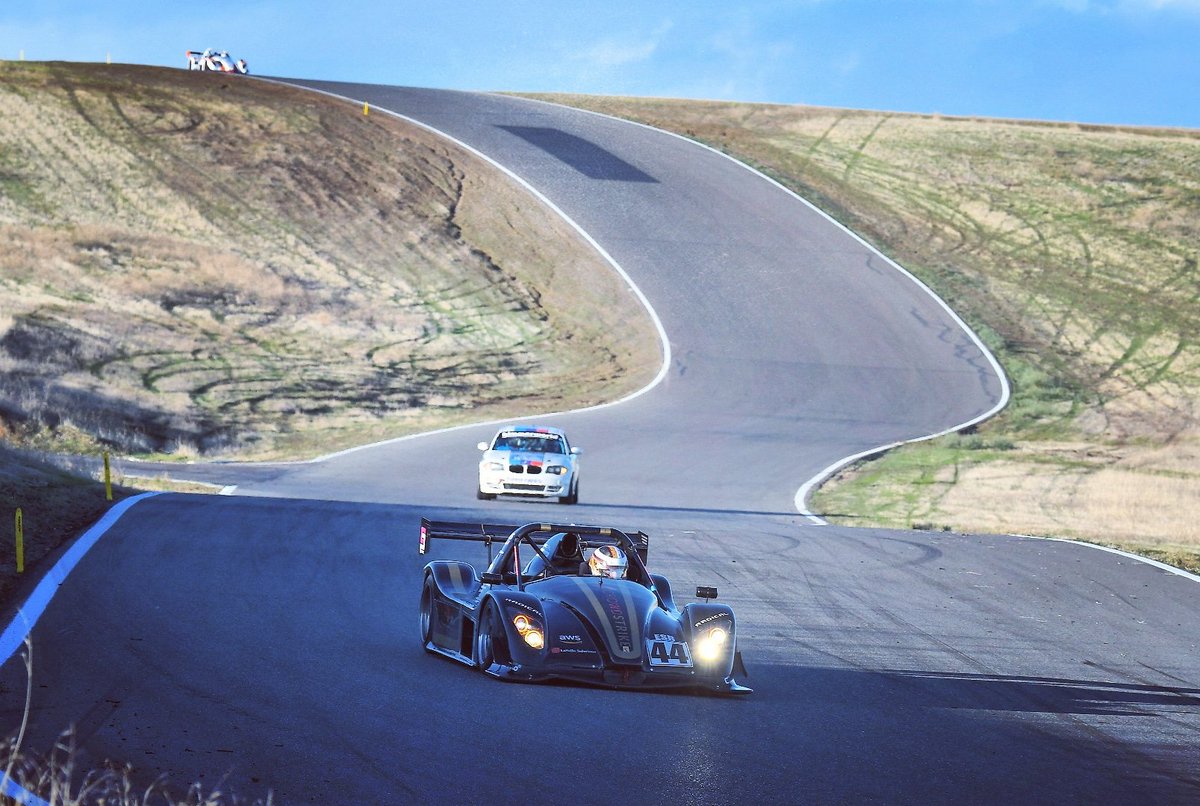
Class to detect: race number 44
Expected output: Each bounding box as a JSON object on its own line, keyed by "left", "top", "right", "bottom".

{"left": 647, "top": 639, "right": 692, "bottom": 667}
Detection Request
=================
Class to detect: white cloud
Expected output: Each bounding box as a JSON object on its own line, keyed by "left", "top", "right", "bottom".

{"left": 1131, "top": 0, "right": 1200, "bottom": 10}
{"left": 579, "top": 38, "right": 659, "bottom": 69}
{"left": 1049, "top": 0, "right": 1200, "bottom": 12}
{"left": 572, "top": 21, "right": 672, "bottom": 70}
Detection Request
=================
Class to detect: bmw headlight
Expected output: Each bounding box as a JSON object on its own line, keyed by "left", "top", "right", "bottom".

{"left": 512, "top": 613, "right": 545, "bottom": 649}
{"left": 696, "top": 627, "right": 728, "bottom": 662}
{"left": 545, "top": 465, "right": 567, "bottom": 475}
{"left": 483, "top": 461, "right": 505, "bottom": 472}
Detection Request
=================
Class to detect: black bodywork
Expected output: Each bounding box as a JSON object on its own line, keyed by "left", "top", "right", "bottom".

{"left": 418, "top": 519, "right": 751, "bottom": 694}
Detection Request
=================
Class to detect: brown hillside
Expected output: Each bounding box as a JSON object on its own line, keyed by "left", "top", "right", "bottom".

{"left": 0, "top": 62, "right": 659, "bottom": 460}
{"left": 0, "top": 62, "right": 660, "bottom": 608}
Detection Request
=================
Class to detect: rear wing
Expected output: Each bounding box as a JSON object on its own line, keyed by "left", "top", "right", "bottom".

{"left": 419, "top": 519, "right": 520, "bottom": 555}
{"left": 419, "top": 518, "right": 649, "bottom": 564}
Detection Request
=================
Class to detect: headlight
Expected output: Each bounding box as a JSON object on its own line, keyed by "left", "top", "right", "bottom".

{"left": 483, "top": 461, "right": 504, "bottom": 472}
{"left": 513, "top": 614, "right": 544, "bottom": 649}
{"left": 545, "top": 465, "right": 567, "bottom": 475}
{"left": 696, "top": 627, "right": 728, "bottom": 662}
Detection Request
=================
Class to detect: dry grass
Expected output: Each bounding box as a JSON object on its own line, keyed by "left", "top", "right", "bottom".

{"left": 0, "top": 63, "right": 659, "bottom": 461}
{"left": 0, "top": 444, "right": 131, "bottom": 610}
{"left": 523, "top": 93, "right": 1200, "bottom": 563}
{"left": 0, "top": 67, "right": 1194, "bottom": 803}
{"left": 0, "top": 63, "right": 665, "bottom": 804}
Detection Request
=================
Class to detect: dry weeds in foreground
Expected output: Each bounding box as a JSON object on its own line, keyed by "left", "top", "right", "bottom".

{"left": 0, "top": 639, "right": 269, "bottom": 805}
{"left": 1, "top": 734, "right": 268, "bottom": 805}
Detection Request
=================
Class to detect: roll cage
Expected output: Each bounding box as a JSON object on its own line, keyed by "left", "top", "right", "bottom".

{"left": 419, "top": 519, "right": 659, "bottom": 602}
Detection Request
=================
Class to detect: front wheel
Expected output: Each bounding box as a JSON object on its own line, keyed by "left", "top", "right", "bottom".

{"left": 477, "top": 486, "right": 496, "bottom": 500}
{"left": 559, "top": 480, "right": 578, "bottom": 505}
{"left": 473, "top": 600, "right": 506, "bottom": 671}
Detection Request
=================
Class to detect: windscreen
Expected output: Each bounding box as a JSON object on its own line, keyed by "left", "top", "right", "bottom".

{"left": 494, "top": 432, "right": 566, "bottom": 454}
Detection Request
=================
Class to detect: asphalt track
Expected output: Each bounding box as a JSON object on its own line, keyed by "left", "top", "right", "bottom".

{"left": 1, "top": 83, "right": 1197, "bottom": 804}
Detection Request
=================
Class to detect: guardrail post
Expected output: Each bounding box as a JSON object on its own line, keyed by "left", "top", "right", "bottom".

{"left": 103, "top": 451, "right": 112, "bottom": 502}
{"left": 15, "top": 508, "right": 23, "bottom": 574}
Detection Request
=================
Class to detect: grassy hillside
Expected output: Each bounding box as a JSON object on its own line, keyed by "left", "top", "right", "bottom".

{"left": 525, "top": 94, "right": 1200, "bottom": 571}
{"left": 0, "top": 63, "right": 659, "bottom": 461}
{"left": 0, "top": 62, "right": 660, "bottom": 611}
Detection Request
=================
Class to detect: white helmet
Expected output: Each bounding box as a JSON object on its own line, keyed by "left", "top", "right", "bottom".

{"left": 588, "top": 545, "right": 627, "bottom": 579}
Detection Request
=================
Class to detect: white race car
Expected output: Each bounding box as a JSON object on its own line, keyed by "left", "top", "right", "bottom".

{"left": 476, "top": 426, "right": 580, "bottom": 504}
{"left": 185, "top": 49, "right": 249, "bottom": 74}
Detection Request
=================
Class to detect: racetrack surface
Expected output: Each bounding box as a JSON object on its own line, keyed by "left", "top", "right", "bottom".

{"left": 2, "top": 83, "right": 1197, "bottom": 804}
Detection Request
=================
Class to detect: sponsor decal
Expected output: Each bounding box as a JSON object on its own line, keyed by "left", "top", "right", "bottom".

{"left": 603, "top": 588, "right": 633, "bottom": 654}
{"left": 558, "top": 634, "right": 583, "bottom": 644}
{"left": 503, "top": 598, "right": 538, "bottom": 614}
{"left": 695, "top": 613, "right": 728, "bottom": 627}
{"left": 567, "top": 578, "right": 641, "bottom": 661}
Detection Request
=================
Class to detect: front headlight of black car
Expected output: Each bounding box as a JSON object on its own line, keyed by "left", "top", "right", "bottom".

{"left": 512, "top": 613, "right": 545, "bottom": 649}
{"left": 695, "top": 627, "right": 729, "bottom": 662}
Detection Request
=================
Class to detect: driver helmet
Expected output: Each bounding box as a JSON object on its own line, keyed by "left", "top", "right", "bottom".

{"left": 588, "top": 545, "right": 628, "bottom": 579}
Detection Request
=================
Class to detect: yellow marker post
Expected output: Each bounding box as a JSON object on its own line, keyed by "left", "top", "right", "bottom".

{"left": 15, "top": 508, "right": 23, "bottom": 574}
{"left": 103, "top": 451, "right": 112, "bottom": 501}
{"left": 363, "top": 101, "right": 369, "bottom": 116}
{"left": 107, "top": 52, "right": 112, "bottom": 65}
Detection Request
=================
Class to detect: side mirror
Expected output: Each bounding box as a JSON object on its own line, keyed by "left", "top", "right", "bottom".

{"left": 570, "top": 446, "right": 581, "bottom": 455}
{"left": 480, "top": 572, "right": 503, "bottom": 585}
{"left": 477, "top": 441, "right": 489, "bottom": 451}
{"left": 696, "top": 586, "right": 718, "bottom": 601}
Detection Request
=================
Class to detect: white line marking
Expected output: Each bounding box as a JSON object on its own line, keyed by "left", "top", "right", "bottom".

{"left": 251, "top": 78, "right": 672, "bottom": 464}
{"left": 0, "top": 494, "right": 161, "bottom": 806}
{"left": 0, "top": 777, "right": 49, "bottom": 806}
{"left": 1011, "top": 534, "right": 1200, "bottom": 583}
{"left": 0, "top": 492, "right": 162, "bottom": 665}
{"left": 512, "top": 96, "right": 1011, "bottom": 524}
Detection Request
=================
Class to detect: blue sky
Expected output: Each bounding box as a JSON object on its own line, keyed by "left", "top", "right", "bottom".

{"left": 3, "top": 1, "right": 1199, "bottom": 128}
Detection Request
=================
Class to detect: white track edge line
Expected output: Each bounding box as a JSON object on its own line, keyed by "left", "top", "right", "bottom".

{"left": 0, "top": 492, "right": 162, "bottom": 806}
{"left": 1011, "top": 533, "right": 1200, "bottom": 583}
{"left": 0, "top": 492, "right": 162, "bottom": 666}
{"left": 512, "top": 95, "right": 1012, "bottom": 524}
{"left": 1, "top": 777, "right": 49, "bottom": 806}
{"left": 250, "top": 78, "right": 672, "bottom": 464}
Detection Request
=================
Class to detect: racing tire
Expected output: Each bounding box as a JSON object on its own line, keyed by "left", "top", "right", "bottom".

{"left": 473, "top": 599, "right": 507, "bottom": 671}
{"left": 418, "top": 577, "right": 435, "bottom": 652}
{"left": 477, "top": 486, "right": 496, "bottom": 501}
{"left": 559, "top": 481, "right": 578, "bottom": 505}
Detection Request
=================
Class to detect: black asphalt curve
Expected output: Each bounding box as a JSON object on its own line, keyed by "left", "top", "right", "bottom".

{"left": 1, "top": 82, "right": 1196, "bottom": 805}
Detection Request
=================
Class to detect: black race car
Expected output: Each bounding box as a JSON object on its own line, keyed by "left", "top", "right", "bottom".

{"left": 418, "top": 519, "right": 751, "bottom": 694}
